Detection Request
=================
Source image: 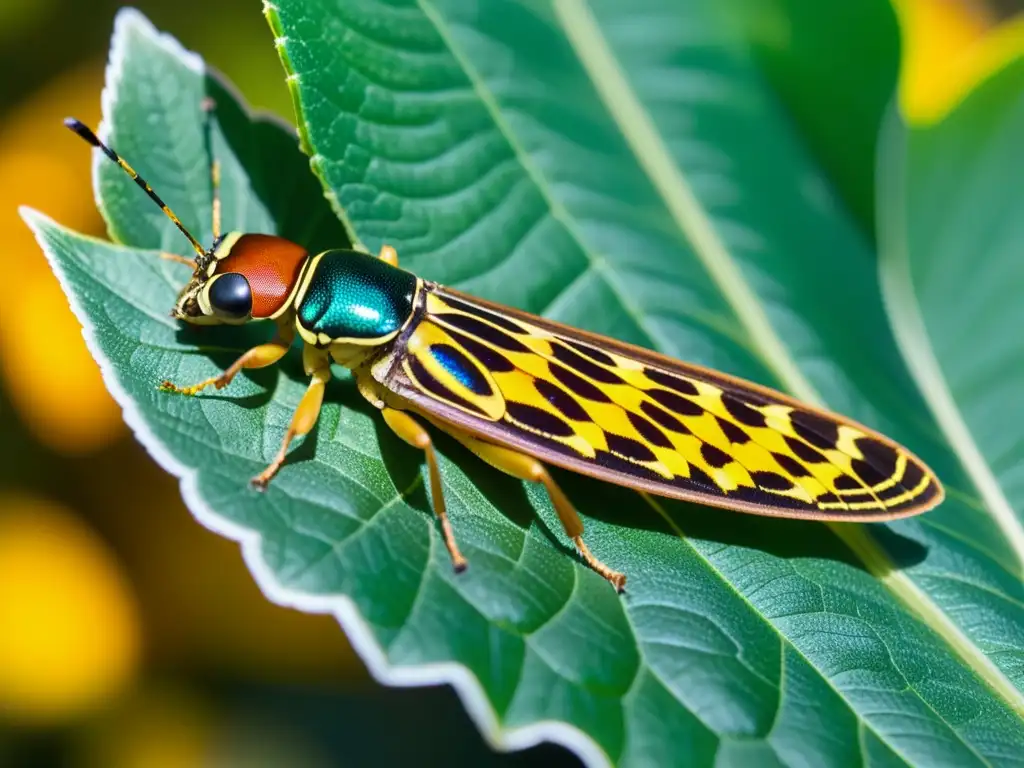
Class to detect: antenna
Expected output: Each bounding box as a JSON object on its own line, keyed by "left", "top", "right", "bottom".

{"left": 64, "top": 117, "right": 207, "bottom": 260}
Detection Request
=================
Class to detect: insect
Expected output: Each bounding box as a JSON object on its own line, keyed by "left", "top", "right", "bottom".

{"left": 66, "top": 115, "right": 943, "bottom": 591}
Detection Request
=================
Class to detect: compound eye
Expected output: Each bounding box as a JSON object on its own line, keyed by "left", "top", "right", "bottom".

{"left": 206, "top": 272, "right": 252, "bottom": 321}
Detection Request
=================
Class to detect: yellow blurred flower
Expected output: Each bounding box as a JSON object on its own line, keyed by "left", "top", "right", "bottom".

{"left": 0, "top": 62, "right": 124, "bottom": 454}
{"left": 0, "top": 494, "right": 140, "bottom": 725}
{"left": 76, "top": 685, "right": 213, "bottom": 768}
{"left": 894, "top": 0, "right": 1024, "bottom": 124}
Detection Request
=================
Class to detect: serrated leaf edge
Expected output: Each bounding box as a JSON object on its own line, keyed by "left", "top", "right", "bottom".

{"left": 262, "top": 0, "right": 368, "bottom": 255}
{"left": 91, "top": 8, "right": 205, "bottom": 243}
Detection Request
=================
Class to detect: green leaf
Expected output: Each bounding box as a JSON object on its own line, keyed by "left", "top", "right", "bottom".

{"left": 93, "top": 12, "right": 354, "bottom": 257}
{"left": 725, "top": 0, "right": 900, "bottom": 234}
{"left": 26, "top": 4, "right": 1024, "bottom": 766}
{"left": 879, "top": 55, "right": 1024, "bottom": 663}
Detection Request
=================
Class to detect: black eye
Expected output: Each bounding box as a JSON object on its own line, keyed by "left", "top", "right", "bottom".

{"left": 208, "top": 273, "right": 252, "bottom": 320}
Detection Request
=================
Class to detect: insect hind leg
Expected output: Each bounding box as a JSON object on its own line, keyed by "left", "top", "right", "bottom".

{"left": 380, "top": 407, "right": 467, "bottom": 573}
{"left": 447, "top": 431, "right": 626, "bottom": 592}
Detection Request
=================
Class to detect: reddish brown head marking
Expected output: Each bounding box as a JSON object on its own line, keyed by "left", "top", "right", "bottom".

{"left": 217, "top": 234, "right": 308, "bottom": 319}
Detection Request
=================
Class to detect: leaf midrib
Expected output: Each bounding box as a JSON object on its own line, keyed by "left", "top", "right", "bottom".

{"left": 413, "top": 0, "right": 1024, "bottom": 730}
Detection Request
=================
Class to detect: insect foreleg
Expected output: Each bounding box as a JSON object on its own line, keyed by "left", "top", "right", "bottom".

{"left": 160, "top": 323, "right": 295, "bottom": 396}
{"left": 448, "top": 432, "right": 626, "bottom": 592}
{"left": 380, "top": 407, "right": 468, "bottom": 573}
{"left": 251, "top": 345, "right": 331, "bottom": 489}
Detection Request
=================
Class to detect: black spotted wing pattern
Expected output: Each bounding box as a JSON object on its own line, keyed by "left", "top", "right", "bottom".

{"left": 382, "top": 286, "right": 942, "bottom": 520}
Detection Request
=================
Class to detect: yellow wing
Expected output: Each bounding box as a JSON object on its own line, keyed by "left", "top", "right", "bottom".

{"left": 377, "top": 284, "right": 943, "bottom": 521}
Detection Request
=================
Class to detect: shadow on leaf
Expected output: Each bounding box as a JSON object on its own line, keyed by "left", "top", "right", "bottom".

{"left": 553, "top": 466, "right": 927, "bottom": 571}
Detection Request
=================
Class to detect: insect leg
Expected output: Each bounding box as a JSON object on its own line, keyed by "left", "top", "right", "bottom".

{"left": 159, "top": 252, "right": 198, "bottom": 268}
{"left": 380, "top": 407, "right": 468, "bottom": 573}
{"left": 160, "top": 324, "right": 295, "bottom": 396}
{"left": 378, "top": 245, "right": 399, "bottom": 267}
{"left": 451, "top": 433, "right": 626, "bottom": 591}
{"left": 251, "top": 345, "right": 331, "bottom": 489}
{"left": 202, "top": 96, "right": 222, "bottom": 239}
{"left": 209, "top": 157, "right": 222, "bottom": 240}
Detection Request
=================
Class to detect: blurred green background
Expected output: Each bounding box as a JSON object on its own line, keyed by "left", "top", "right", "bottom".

{"left": 0, "top": 0, "right": 1020, "bottom": 765}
